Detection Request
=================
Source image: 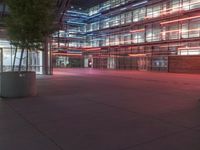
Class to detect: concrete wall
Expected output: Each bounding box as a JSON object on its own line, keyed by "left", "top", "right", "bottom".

{"left": 168, "top": 56, "right": 200, "bottom": 74}
{"left": 0, "top": 72, "right": 37, "bottom": 98}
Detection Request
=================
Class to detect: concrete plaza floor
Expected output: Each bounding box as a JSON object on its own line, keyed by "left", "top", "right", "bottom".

{"left": 1, "top": 68, "right": 200, "bottom": 150}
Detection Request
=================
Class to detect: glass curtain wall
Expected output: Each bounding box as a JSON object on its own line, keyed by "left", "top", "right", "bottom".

{"left": 0, "top": 40, "right": 44, "bottom": 74}
{"left": 62, "top": 0, "right": 200, "bottom": 72}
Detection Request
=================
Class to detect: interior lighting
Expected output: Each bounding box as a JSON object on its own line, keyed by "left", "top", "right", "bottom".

{"left": 67, "top": 10, "right": 88, "bottom": 16}
{"left": 120, "top": 7, "right": 127, "bottom": 11}
{"left": 161, "top": 28, "right": 200, "bottom": 34}
{"left": 53, "top": 53, "right": 82, "bottom": 56}
{"left": 159, "top": 1, "right": 200, "bottom": 16}
{"left": 132, "top": 1, "right": 148, "bottom": 7}
{"left": 67, "top": 21, "right": 86, "bottom": 25}
{"left": 162, "top": 1, "right": 200, "bottom": 12}
{"left": 128, "top": 54, "right": 147, "bottom": 57}
{"left": 84, "top": 48, "right": 102, "bottom": 51}
{"left": 88, "top": 13, "right": 101, "bottom": 19}
{"left": 161, "top": 15, "right": 200, "bottom": 25}
{"left": 161, "top": 29, "right": 180, "bottom": 34}
{"left": 159, "top": 44, "right": 184, "bottom": 48}
{"left": 178, "top": 46, "right": 200, "bottom": 50}
{"left": 130, "top": 29, "right": 145, "bottom": 33}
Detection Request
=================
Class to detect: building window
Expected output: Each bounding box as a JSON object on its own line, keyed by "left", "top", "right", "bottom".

{"left": 146, "top": 24, "right": 161, "bottom": 42}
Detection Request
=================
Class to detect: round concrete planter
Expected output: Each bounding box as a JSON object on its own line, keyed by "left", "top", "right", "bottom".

{"left": 0, "top": 72, "right": 37, "bottom": 98}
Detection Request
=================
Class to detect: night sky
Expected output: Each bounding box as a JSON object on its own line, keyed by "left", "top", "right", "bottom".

{"left": 71, "top": 0, "right": 107, "bottom": 8}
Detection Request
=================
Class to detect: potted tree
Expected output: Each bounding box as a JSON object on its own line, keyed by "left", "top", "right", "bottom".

{"left": 0, "top": 0, "right": 56, "bottom": 98}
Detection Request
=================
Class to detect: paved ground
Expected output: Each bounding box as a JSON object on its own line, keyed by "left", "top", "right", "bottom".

{"left": 1, "top": 68, "right": 200, "bottom": 150}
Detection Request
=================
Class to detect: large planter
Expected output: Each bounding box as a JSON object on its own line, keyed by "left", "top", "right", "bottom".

{"left": 0, "top": 72, "right": 37, "bottom": 98}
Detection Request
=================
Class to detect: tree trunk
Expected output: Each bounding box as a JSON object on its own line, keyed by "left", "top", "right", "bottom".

{"left": 44, "top": 37, "right": 49, "bottom": 75}
{"left": 18, "top": 48, "right": 25, "bottom": 72}
{"left": 12, "top": 47, "right": 17, "bottom": 71}
{"left": 26, "top": 50, "right": 29, "bottom": 71}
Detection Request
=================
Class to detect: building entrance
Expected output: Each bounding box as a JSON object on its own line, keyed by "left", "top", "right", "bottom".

{"left": 137, "top": 57, "right": 149, "bottom": 71}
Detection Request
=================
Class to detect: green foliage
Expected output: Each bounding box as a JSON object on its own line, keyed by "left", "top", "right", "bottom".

{"left": 6, "top": 0, "right": 56, "bottom": 50}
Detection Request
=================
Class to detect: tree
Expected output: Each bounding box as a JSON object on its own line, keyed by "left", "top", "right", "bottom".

{"left": 6, "top": 0, "right": 56, "bottom": 72}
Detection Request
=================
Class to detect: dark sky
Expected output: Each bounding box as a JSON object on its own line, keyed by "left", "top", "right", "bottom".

{"left": 71, "top": 0, "right": 107, "bottom": 8}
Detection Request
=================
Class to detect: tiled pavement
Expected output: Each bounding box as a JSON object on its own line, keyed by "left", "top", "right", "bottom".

{"left": 0, "top": 68, "right": 200, "bottom": 150}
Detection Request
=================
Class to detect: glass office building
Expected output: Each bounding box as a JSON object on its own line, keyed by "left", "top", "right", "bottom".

{"left": 52, "top": 0, "right": 200, "bottom": 73}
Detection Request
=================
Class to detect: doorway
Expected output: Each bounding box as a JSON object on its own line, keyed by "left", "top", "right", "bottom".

{"left": 137, "top": 57, "right": 149, "bottom": 71}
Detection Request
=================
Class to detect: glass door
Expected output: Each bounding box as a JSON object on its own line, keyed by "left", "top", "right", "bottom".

{"left": 138, "top": 57, "right": 149, "bottom": 71}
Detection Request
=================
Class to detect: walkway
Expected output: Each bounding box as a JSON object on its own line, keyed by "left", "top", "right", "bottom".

{"left": 1, "top": 68, "right": 200, "bottom": 150}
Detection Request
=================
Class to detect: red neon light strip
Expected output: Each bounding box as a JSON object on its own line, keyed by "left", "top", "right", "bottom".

{"left": 161, "top": 29, "right": 180, "bottom": 34}
{"left": 159, "top": 44, "right": 183, "bottom": 48}
{"left": 130, "top": 29, "right": 145, "bottom": 33}
{"left": 84, "top": 48, "right": 101, "bottom": 51}
{"left": 164, "top": 1, "right": 200, "bottom": 12}
{"left": 161, "top": 15, "right": 200, "bottom": 25}
{"left": 146, "top": 1, "right": 200, "bottom": 18}
{"left": 129, "top": 54, "right": 147, "bottom": 57}
{"left": 161, "top": 28, "right": 200, "bottom": 34}
{"left": 53, "top": 53, "right": 82, "bottom": 56}
{"left": 178, "top": 47, "right": 200, "bottom": 50}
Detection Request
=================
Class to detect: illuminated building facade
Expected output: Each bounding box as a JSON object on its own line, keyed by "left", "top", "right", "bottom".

{"left": 55, "top": 0, "right": 200, "bottom": 73}
{"left": 0, "top": 0, "right": 71, "bottom": 74}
